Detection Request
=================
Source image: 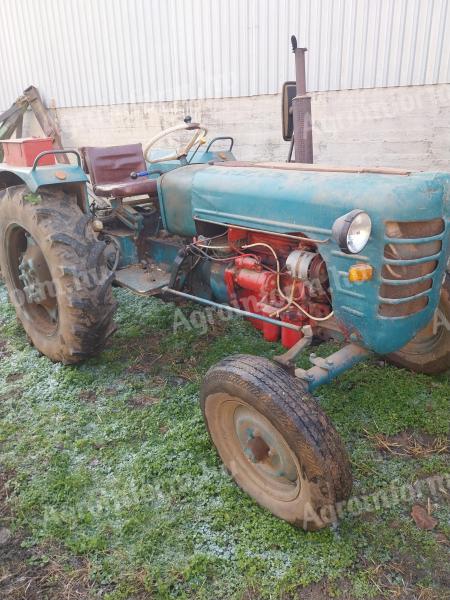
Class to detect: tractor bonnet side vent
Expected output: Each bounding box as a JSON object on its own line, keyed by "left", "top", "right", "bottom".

{"left": 379, "top": 218, "right": 445, "bottom": 318}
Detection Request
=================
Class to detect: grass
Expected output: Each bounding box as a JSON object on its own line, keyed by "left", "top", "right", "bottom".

{"left": 0, "top": 283, "right": 449, "bottom": 599}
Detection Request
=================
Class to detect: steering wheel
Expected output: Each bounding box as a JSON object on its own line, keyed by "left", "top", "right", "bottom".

{"left": 144, "top": 119, "right": 208, "bottom": 164}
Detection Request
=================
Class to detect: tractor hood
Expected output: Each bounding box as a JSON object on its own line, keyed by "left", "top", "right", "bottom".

{"left": 158, "top": 163, "right": 450, "bottom": 355}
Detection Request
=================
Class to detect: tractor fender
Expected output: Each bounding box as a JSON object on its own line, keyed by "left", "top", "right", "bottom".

{"left": 0, "top": 166, "right": 89, "bottom": 214}
{"left": 0, "top": 162, "right": 87, "bottom": 193}
{"left": 0, "top": 169, "right": 28, "bottom": 190}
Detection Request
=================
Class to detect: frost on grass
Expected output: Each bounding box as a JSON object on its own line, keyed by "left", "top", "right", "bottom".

{"left": 0, "top": 282, "right": 449, "bottom": 598}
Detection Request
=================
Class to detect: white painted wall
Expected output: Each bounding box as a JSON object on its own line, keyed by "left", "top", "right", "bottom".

{"left": 23, "top": 83, "right": 450, "bottom": 171}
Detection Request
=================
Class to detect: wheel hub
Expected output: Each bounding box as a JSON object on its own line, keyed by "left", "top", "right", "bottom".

{"left": 18, "top": 236, "right": 57, "bottom": 321}
{"left": 245, "top": 434, "right": 271, "bottom": 463}
{"left": 234, "top": 406, "right": 298, "bottom": 484}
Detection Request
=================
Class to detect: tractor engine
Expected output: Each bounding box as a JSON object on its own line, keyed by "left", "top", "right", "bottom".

{"left": 189, "top": 227, "right": 332, "bottom": 348}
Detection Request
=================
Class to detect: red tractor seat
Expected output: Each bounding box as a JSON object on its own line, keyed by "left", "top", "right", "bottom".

{"left": 80, "top": 144, "right": 158, "bottom": 198}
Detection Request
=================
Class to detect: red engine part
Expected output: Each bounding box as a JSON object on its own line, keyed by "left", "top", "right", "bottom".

{"left": 234, "top": 255, "right": 262, "bottom": 271}
{"left": 281, "top": 310, "right": 306, "bottom": 347}
{"left": 255, "top": 302, "right": 282, "bottom": 342}
{"left": 235, "top": 269, "right": 276, "bottom": 294}
{"left": 224, "top": 229, "right": 332, "bottom": 348}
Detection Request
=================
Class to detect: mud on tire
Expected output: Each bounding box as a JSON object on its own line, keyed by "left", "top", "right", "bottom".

{"left": 200, "top": 354, "right": 352, "bottom": 530}
{"left": 0, "top": 185, "right": 117, "bottom": 364}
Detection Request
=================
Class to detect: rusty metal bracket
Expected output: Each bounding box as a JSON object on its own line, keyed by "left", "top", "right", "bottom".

{"left": 273, "top": 325, "right": 313, "bottom": 374}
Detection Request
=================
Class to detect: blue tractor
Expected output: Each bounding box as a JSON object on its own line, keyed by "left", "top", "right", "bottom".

{"left": 0, "top": 42, "right": 448, "bottom": 530}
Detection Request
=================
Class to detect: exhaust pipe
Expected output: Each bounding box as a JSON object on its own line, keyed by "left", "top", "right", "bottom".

{"left": 291, "top": 35, "right": 313, "bottom": 164}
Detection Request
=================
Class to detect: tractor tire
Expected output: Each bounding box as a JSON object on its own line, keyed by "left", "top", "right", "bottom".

{"left": 200, "top": 354, "right": 352, "bottom": 530}
{"left": 387, "top": 274, "right": 450, "bottom": 374}
{"left": 0, "top": 185, "right": 117, "bottom": 364}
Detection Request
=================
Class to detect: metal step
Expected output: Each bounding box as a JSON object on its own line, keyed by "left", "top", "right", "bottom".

{"left": 114, "top": 263, "right": 171, "bottom": 295}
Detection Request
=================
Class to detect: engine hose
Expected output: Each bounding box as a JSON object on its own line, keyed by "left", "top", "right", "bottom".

{"left": 270, "top": 282, "right": 295, "bottom": 318}
{"left": 242, "top": 242, "right": 335, "bottom": 322}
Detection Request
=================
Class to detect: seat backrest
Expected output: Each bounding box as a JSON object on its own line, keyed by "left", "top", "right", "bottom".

{"left": 80, "top": 144, "right": 146, "bottom": 186}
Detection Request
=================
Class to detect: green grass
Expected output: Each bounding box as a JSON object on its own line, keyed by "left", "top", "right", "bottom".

{"left": 0, "top": 283, "right": 449, "bottom": 599}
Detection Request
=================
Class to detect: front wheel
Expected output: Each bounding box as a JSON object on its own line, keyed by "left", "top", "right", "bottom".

{"left": 387, "top": 274, "right": 450, "bottom": 374}
{"left": 200, "top": 354, "right": 352, "bottom": 530}
{"left": 0, "top": 185, "right": 117, "bottom": 364}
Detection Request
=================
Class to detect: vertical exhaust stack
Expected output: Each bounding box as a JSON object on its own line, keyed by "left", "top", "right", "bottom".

{"left": 291, "top": 35, "right": 313, "bottom": 163}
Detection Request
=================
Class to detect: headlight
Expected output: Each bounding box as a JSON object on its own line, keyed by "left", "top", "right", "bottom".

{"left": 332, "top": 210, "right": 372, "bottom": 254}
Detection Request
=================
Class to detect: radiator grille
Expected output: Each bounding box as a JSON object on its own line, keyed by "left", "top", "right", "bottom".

{"left": 379, "top": 218, "right": 444, "bottom": 318}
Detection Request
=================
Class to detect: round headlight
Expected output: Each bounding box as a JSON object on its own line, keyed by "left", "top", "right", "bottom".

{"left": 332, "top": 210, "right": 372, "bottom": 254}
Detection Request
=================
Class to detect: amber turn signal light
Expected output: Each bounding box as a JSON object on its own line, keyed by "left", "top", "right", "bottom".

{"left": 348, "top": 263, "right": 374, "bottom": 282}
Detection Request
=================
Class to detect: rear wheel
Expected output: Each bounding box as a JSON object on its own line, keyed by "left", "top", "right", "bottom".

{"left": 387, "top": 274, "right": 450, "bottom": 374}
{"left": 0, "top": 185, "right": 117, "bottom": 364}
{"left": 200, "top": 354, "right": 352, "bottom": 530}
